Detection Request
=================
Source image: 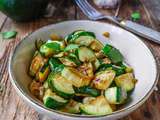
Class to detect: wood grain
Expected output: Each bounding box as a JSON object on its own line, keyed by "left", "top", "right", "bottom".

{"left": 0, "top": 12, "right": 7, "bottom": 29}
{"left": 0, "top": 12, "right": 8, "bottom": 59}
{"left": 0, "top": 1, "right": 160, "bottom": 120}
{"left": 0, "top": 18, "right": 39, "bottom": 120}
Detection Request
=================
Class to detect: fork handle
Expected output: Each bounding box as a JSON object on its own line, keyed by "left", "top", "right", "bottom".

{"left": 119, "top": 20, "right": 160, "bottom": 44}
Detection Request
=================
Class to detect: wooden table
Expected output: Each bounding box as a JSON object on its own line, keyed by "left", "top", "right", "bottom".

{"left": 0, "top": 1, "right": 160, "bottom": 120}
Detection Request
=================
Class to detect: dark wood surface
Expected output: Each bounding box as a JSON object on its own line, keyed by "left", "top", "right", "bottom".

{"left": 0, "top": 1, "right": 160, "bottom": 120}
{"left": 140, "top": 0, "right": 160, "bottom": 29}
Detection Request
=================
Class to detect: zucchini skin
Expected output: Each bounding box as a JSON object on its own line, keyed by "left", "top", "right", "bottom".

{"left": 80, "top": 96, "right": 112, "bottom": 115}
{"left": 59, "top": 54, "right": 81, "bottom": 67}
{"left": 97, "top": 64, "right": 126, "bottom": 76}
{"left": 102, "top": 44, "right": 123, "bottom": 64}
{"left": 97, "top": 63, "right": 112, "bottom": 72}
{"left": 49, "top": 58, "right": 64, "bottom": 73}
{"left": 72, "top": 31, "right": 95, "bottom": 42}
{"left": 107, "top": 48, "right": 123, "bottom": 64}
{"left": 102, "top": 44, "right": 113, "bottom": 53}
{"left": 44, "top": 97, "right": 66, "bottom": 109}
{"left": 54, "top": 89, "right": 74, "bottom": 99}
{"left": 74, "top": 86, "right": 100, "bottom": 97}
{"left": 112, "top": 65, "right": 126, "bottom": 76}
{"left": 104, "top": 87, "right": 127, "bottom": 104}
{"left": 64, "top": 44, "right": 79, "bottom": 52}
{"left": 68, "top": 53, "right": 81, "bottom": 66}
{"left": 65, "top": 30, "right": 95, "bottom": 43}
{"left": 65, "top": 30, "right": 96, "bottom": 47}
{"left": 40, "top": 42, "right": 61, "bottom": 57}
{"left": 65, "top": 30, "right": 82, "bottom": 42}
{"left": 47, "top": 72, "right": 55, "bottom": 88}
{"left": 116, "top": 87, "right": 121, "bottom": 103}
{"left": 115, "top": 73, "right": 136, "bottom": 92}
{"left": 47, "top": 72, "right": 75, "bottom": 99}
{"left": 43, "top": 89, "right": 68, "bottom": 109}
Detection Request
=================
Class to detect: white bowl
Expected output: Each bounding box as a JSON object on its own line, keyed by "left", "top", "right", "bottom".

{"left": 9, "top": 20, "right": 159, "bottom": 120}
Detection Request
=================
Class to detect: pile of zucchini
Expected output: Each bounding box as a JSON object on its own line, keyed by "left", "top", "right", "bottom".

{"left": 29, "top": 30, "right": 137, "bottom": 116}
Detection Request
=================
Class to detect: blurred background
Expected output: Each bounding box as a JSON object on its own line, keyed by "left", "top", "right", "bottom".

{"left": 0, "top": 0, "right": 159, "bottom": 27}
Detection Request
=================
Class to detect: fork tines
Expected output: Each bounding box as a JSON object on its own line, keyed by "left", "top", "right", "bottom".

{"left": 75, "top": 0, "right": 102, "bottom": 20}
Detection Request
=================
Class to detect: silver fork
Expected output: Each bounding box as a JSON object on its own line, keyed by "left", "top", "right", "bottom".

{"left": 75, "top": 0, "right": 160, "bottom": 44}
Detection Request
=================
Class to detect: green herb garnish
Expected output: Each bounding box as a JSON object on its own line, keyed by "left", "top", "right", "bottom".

{"left": 131, "top": 12, "right": 141, "bottom": 21}
{"left": 1, "top": 31, "right": 17, "bottom": 39}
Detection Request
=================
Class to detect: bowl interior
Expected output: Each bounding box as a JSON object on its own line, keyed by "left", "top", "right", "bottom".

{"left": 10, "top": 20, "right": 157, "bottom": 115}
